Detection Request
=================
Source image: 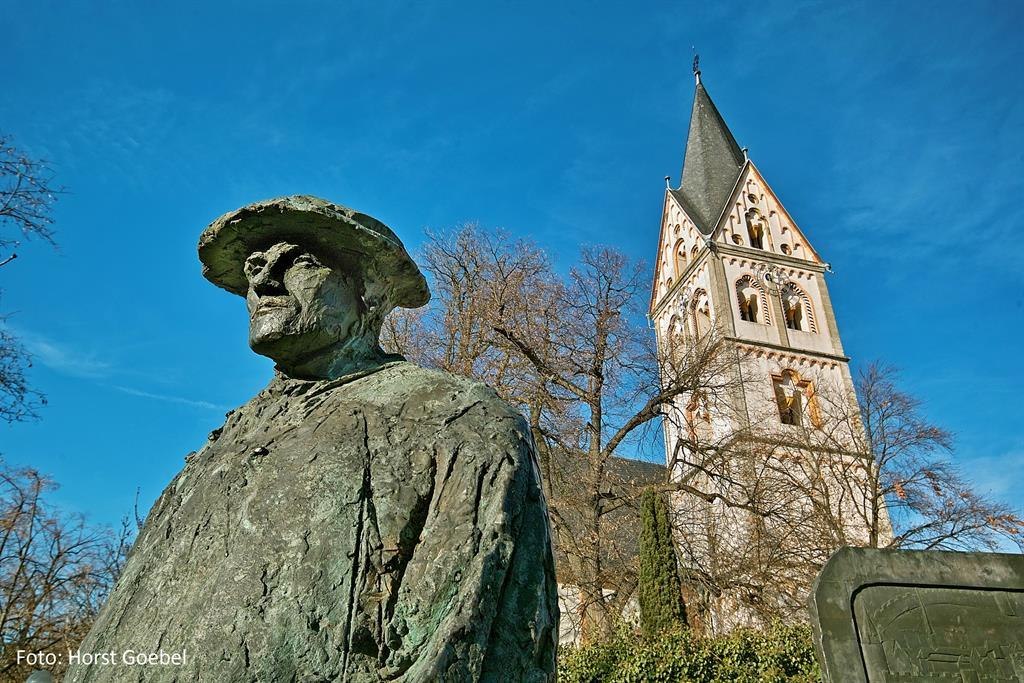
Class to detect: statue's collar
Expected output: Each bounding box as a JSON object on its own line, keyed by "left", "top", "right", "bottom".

{"left": 266, "top": 360, "right": 407, "bottom": 400}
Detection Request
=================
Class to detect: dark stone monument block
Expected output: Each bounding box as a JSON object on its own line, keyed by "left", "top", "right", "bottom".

{"left": 809, "top": 547, "right": 1024, "bottom": 682}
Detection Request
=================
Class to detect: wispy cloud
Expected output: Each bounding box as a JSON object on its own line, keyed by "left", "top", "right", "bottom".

{"left": 6, "top": 326, "right": 226, "bottom": 410}
{"left": 959, "top": 449, "right": 1024, "bottom": 501}
{"left": 112, "top": 386, "right": 228, "bottom": 412}
{"left": 14, "top": 328, "right": 113, "bottom": 379}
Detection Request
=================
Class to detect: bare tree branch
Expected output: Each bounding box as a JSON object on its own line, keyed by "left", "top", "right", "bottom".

{"left": 0, "top": 460, "right": 133, "bottom": 680}
{"left": 0, "top": 133, "right": 63, "bottom": 424}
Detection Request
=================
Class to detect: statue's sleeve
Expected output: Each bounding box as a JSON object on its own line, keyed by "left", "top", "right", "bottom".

{"left": 382, "top": 396, "right": 558, "bottom": 682}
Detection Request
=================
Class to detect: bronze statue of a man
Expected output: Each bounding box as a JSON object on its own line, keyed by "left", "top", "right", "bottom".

{"left": 68, "top": 196, "right": 558, "bottom": 682}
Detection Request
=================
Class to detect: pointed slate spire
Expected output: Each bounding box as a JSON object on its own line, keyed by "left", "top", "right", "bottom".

{"left": 672, "top": 75, "right": 745, "bottom": 234}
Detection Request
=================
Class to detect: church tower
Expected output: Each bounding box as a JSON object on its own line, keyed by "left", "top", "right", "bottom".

{"left": 650, "top": 68, "right": 871, "bottom": 629}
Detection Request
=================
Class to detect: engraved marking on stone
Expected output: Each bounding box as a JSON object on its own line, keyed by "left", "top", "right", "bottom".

{"left": 853, "top": 585, "right": 1024, "bottom": 680}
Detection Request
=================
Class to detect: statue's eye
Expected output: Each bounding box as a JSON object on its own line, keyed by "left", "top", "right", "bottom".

{"left": 244, "top": 254, "right": 268, "bottom": 277}
{"left": 293, "top": 253, "right": 321, "bottom": 267}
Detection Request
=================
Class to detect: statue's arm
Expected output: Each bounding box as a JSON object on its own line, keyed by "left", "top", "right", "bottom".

{"left": 382, "top": 405, "right": 558, "bottom": 682}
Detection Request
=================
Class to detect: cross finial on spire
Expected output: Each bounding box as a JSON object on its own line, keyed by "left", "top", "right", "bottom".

{"left": 692, "top": 49, "right": 701, "bottom": 85}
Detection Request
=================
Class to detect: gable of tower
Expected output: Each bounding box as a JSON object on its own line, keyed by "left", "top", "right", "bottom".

{"left": 713, "top": 164, "right": 823, "bottom": 264}
{"left": 649, "top": 190, "right": 707, "bottom": 313}
{"left": 651, "top": 78, "right": 747, "bottom": 316}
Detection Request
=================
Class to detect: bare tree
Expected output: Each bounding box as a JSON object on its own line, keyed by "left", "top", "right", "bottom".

{"left": 793, "top": 362, "right": 1023, "bottom": 552}
{"left": 0, "top": 460, "right": 132, "bottom": 680}
{"left": 492, "top": 247, "right": 743, "bottom": 641}
{"left": 410, "top": 224, "right": 556, "bottom": 398}
{"left": 0, "top": 328, "right": 43, "bottom": 423}
{"left": 669, "top": 430, "right": 852, "bottom": 630}
{"left": 0, "top": 135, "right": 59, "bottom": 258}
{"left": 0, "top": 134, "right": 62, "bottom": 423}
{"left": 671, "top": 361, "right": 1024, "bottom": 631}
{"left": 384, "top": 226, "right": 750, "bottom": 641}
{"left": 386, "top": 221, "right": 1023, "bottom": 639}
{"left": 381, "top": 223, "right": 567, "bottom": 490}
{"left": 655, "top": 334, "right": 814, "bottom": 631}
{"left": 380, "top": 305, "right": 429, "bottom": 365}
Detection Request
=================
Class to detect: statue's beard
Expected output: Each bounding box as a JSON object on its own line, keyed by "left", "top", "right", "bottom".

{"left": 249, "top": 303, "right": 393, "bottom": 380}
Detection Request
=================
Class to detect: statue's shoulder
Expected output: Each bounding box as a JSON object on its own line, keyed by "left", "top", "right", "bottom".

{"left": 352, "top": 361, "right": 527, "bottom": 429}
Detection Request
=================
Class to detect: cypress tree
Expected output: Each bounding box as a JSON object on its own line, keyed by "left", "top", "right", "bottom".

{"left": 637, "top": 489, "right": 687, "bottom": 637}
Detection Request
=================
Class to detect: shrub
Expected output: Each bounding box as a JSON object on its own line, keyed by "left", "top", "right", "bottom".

{"left": 637, "top": 490, "right": 687, "bottom": 635}
{"left": 558, "top": 622, "right": 820, "bottom": 683}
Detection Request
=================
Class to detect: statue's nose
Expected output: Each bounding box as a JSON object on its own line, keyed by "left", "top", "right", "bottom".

{"left": 251, "top": 262, "right": 288, "bottom": 297}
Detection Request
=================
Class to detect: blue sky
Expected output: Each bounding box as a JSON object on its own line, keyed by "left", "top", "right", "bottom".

{"left": 1, "top": 0, "right": 1021, "bottom": 530}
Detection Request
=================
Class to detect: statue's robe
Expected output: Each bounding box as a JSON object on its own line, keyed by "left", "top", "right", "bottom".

{"left": 68, "top": 362, "right": 558, "bottom": 682}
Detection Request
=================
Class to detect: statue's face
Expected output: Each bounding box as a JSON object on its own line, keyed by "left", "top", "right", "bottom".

{"left": 243, "top": 241, "right": 362, "bottom": 367}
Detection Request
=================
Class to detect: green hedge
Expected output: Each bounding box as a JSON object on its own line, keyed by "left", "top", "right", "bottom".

{"left": 558, "top": 622, "right": 820, "bottom": 683}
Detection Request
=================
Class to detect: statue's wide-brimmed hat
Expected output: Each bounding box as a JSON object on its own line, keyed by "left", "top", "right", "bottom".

{"left": 198, "top": 195, "right": 430, "bottom": 308}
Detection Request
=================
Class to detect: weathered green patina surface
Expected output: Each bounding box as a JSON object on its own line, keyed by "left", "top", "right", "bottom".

{"left": 66, "top": 197, "right": 559, "bottom": 681}
{"left": 809, "top": 547, "right": 1024, "bottom": 682}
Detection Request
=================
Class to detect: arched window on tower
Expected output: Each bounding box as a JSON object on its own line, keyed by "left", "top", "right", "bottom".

{"left": 691, "top": 290, "right": 712, "bottom": 337}
{"left": 745, "top": 209, "right": 767, "bottom": 250}
{"left": 735, "top": 276, "right": 765, "bottom": 324}
{"left": 690, "top": 244, "right": 699, "bottom": 260}
{"left": 686, "top": 392, "right": 713, "bottom": 442}
{"left": 666, "top": 315, "right": 683, "bottom": 347}
{"left": 739, "top": 294, "right": 757, "bottom": 322}
{"left": 772, "top": 370, "right": 820, "bottom": 427}
{"left": 773, "top": 370, "right": 803, "bottom": 426}
{"left": 780, "top": 283, "right": 816, "bottom": 333}
{"left": 673, "top": 240, "right": 686, "bottom": 276}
